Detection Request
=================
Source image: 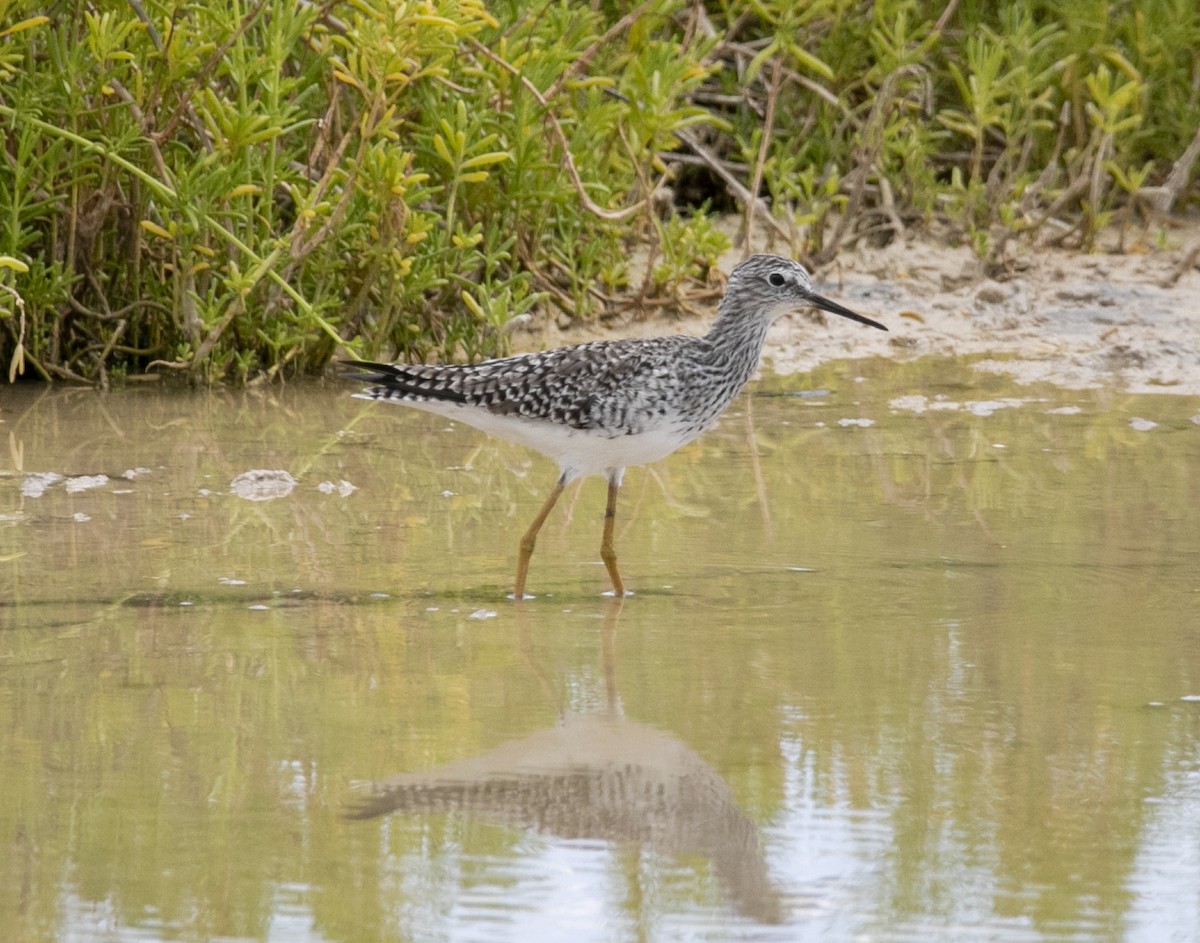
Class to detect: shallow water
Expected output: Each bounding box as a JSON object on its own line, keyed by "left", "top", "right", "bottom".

{"left": 2, "top": 358, "right": 1199, "bottom": 943}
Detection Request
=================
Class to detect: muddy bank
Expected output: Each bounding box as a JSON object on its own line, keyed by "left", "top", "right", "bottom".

{"left": 527, "top": 223, "right": 1200, "bottom": 396}
{"left": 791, "top": 223, "right": 1200, "bottom": 395}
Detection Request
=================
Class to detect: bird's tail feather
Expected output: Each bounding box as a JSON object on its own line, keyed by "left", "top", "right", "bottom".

{"left": 339, "top": 359, "right": 468, "bottom": 404}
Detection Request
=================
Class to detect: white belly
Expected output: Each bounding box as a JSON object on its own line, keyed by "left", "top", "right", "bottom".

{"left": 359, "top": 394, "right": 705, "bottom": 482}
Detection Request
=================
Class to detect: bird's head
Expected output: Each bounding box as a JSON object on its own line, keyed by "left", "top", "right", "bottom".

{"left": 724, "top": 255, "right": 887, "bottom": 331}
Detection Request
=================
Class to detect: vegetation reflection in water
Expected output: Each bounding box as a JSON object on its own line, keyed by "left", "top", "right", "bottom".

{"left": 1, "top": 358, "right": 1198, "bottom": 942}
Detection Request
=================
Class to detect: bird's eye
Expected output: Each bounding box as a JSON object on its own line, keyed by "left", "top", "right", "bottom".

{"left": 768, "top": 272, "right": 786, "bottom": 287}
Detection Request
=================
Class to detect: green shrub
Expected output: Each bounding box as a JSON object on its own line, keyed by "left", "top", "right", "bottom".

{"left": 1, "top": 0, "right": 1197, "bottom": 383}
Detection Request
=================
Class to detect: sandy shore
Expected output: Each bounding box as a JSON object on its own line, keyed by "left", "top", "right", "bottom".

{"left": 776, "top": 223, "right": 1200, "bottom": 395}
{"left": 525, "top": 221, "right": 1200, "bottom": 396}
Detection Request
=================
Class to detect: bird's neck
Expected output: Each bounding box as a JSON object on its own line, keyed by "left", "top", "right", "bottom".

{"left": 703, "top": 304, "right": 772, "bottom": 387}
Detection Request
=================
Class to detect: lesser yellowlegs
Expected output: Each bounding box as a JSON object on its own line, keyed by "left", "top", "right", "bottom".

{"left": 346, "top": 254, "right": 886, "bottom": 598}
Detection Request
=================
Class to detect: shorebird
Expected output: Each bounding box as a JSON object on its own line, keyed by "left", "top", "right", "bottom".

{"left": 346, "top": 254, "right": 886, "bottom": 599}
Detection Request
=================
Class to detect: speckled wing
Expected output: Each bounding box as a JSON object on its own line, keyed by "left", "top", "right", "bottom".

{"left": 343, "top": 336, "right": 691, "bottom": 434}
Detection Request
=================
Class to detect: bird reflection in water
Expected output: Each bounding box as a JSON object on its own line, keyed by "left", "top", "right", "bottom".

{"left": 346, "top": 600, "right": 782, "bottom": 925}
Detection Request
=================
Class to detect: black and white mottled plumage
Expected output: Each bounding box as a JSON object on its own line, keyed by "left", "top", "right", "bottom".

{"left": 345, "top": 254, "right": 885, "bottom": 484}
{"left": 344, "top": 254, "right": 885, "bottom": 597}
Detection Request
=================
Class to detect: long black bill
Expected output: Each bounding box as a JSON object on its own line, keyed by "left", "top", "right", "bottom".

{"left": 808, "top": 292, "right": 888, "bottom": 331}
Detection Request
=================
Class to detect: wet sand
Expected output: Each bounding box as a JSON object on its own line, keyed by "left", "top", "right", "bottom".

{"left": 525, "top": 220, "right": 1200, "bottom": 396}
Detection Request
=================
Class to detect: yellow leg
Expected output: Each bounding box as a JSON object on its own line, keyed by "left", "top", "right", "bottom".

{"left": 600, "top": 476, "right": 625, "bottom": 597}
{"left": 514, "top": 477, "right": 566, "bottom": 600}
